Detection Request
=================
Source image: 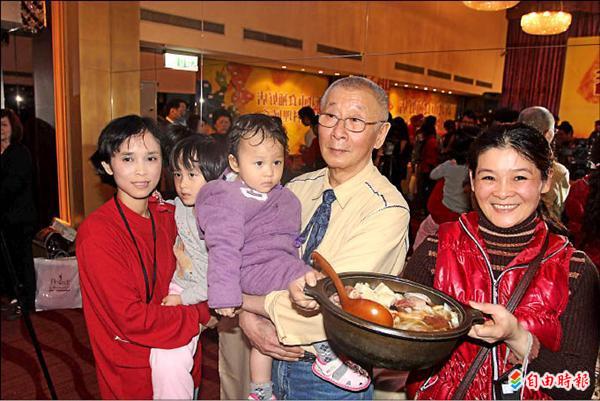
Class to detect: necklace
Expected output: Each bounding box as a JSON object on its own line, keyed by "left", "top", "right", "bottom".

{"left": 113, "top": 194, "right": 157, "bottom": 303}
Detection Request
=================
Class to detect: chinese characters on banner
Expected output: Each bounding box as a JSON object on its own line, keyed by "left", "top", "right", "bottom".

{"left": 389, "top": 87, "right": 459, "bottom": 130}
{"left": 200, "top": 61, "right": 328, "bottom": 154}
{"left": 200, "top": 60, "right": 460, "bottom": 153}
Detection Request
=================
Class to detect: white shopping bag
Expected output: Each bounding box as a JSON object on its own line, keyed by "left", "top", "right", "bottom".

{"left": 34, "top": 257, "right": 82, "bottom": 311}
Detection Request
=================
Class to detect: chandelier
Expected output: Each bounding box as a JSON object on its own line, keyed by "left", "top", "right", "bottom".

{"left": 462, "top": 1, "right": 520, "bottom": 11}
{"left": 520, "top": 11, "right": 572, "bottom": 35}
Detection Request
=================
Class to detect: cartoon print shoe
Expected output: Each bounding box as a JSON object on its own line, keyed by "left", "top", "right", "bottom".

{"left": 312, "top": 356, "right": 371, "bottom": 391}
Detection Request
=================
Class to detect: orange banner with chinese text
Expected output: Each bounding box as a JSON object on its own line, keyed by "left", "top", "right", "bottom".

{"left": 200, "top": 61, "right": 329, "bottom": 154}
{"left": 388, "top": 88, "right": 458, "bottom": 129}
{"left": 559, "top": 36, "right": 600, "bottom": 138}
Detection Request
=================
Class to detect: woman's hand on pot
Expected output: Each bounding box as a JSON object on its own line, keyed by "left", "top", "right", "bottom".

{"left": 288, "top": 269, "right": 324, "bottom": 311}
{"left": 467, "top": 301, "right": 531, "bottom": 360}
{"left": 238, "top": 311, "right": 304, "bottom": 361}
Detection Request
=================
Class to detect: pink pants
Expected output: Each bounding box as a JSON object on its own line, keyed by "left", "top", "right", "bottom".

{"left": 149, "top": 283, "right": 200, "bottom": 400}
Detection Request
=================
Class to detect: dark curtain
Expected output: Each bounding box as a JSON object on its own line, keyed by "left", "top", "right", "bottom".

{"left": 500, "top": 11, "right": 600, "bottom": 116}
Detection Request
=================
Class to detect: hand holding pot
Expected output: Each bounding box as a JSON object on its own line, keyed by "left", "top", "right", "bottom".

{"left": 289, "top": 269, "right": 324, "bottom": 311}
{"left": 467, "top": 301, "right": 532, "bottom": 361}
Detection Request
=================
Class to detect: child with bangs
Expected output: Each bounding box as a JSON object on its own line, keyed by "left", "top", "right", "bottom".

{"left": 149, "top": 134, "right": 229, "bottom": 399}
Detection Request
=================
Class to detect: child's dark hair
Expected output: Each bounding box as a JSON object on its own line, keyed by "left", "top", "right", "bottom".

{"left": 169, "top": 134, "right": 229, "bottom": 182}
{"left": 468, "top": 122, "right": 567, "bottom": 235}
{"left": 90, "top": 115, "right": 164, "bottom": 186}
{"left": 228, "top": 113, "right": 288, "bottom": 158}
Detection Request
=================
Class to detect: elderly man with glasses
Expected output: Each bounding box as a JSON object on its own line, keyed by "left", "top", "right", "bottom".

{"left": 240, "top": 76, "right": 410, "bottom": 400}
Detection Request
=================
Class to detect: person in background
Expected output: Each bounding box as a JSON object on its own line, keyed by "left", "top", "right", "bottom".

{"left": 555, "top": 121, "right": 575, "bottom": 171}
{"left": 298, "top": 107, "right": 324, "bottom": 172}
{"left": 239, "top": 76, "right": 410, "bottom": 400}
{"left": 187, "top": 114, "right": 213, "bottom": 135}
{"left": 440, "top": 119, "right": 456, "bottom": 162}
{"left": 391, "top": 116, "right": 411, "bottom": 193}
{"left": 407, "top": 113, "right": 424, "bottom": 145}
{"left": 588, "top": 119, "right": 600, "bottom": 151}
{"left": 77, "top": 115, "right": 211, "bottom": 399}
{"left": 458, "top": 110, "right": 477, "bottom": 128}
{"left": 212, "top": 109, "right": 233, "bottom": 136}
{"left": 404, "top": 123, "right": 598, "bottom": 399}
{"left": 518, "top": 106, "right": 570, "bottom": 222}
{"left": 0, "top": 108, "right": 37, "bottom": 320}
{"left": 160, "top": 98, "right": 188, "bottom": 129}
{"left": 298, "top": 106, "right": 317, "bottom": 149}
{"left": 565, "top": 139, "right": 600, "bottom": 268}
{"left": 415, "top": 116, "right": 439, "bottom": 213}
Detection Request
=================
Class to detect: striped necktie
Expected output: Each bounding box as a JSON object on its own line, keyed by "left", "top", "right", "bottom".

{"left": 297, "top": 189, "right": 336, "bottom": 264}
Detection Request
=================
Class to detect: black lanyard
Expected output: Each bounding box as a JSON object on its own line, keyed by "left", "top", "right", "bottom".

{"left": 114, "top": 195, "right": 157, "bottom": 304}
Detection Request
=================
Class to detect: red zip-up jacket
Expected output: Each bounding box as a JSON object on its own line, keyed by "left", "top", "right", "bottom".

{"left": 410, "top": 212, "right": 572, "bottom": 400}
{"left": 77, "top": 197, "right": 210, "bottom": 399}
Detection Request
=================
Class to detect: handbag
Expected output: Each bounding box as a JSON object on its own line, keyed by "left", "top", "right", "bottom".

{"left": 451, "top": 233, "right": 549, "bottom": 400}
{"left": 34, "top": 256, "right": 82, "bottom": 311}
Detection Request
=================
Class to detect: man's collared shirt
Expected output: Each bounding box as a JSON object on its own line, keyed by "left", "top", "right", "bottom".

{"left": 265, "top": 161, "right": 410, "bottom": 345}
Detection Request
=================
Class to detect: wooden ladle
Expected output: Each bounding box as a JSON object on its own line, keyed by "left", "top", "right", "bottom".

{"left": 311, "top": 251, "right": 394, "bottom": 328}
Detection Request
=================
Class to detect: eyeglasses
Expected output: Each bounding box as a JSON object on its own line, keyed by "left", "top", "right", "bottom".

{"left": 318, "top": 113, "right": 387, "bottom": 133}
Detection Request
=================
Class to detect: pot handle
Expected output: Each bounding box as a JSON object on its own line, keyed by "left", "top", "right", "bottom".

{"left": 303, "top": 280, "right": 327, "bottom": 304}
{"left": 465, "top": 306, "right": 486, "bottom": 326}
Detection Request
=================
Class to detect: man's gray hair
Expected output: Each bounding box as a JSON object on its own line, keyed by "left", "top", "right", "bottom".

{"left": 320, "top": 76, "right": 389, "bottom": 120}
{"left": 518, "top": 106, "right": 555, "bottom": 134}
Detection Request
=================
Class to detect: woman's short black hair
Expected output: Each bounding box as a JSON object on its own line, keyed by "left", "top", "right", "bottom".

{"left": 1, "top": 108, "right": 24, "bottom": 144}
{"left": 169, "top": 134, "right": 229, "bottom": 182}
{"left": 228, "top": 113, "right": 288, "bottom": 158}
{"left": 90, "top": 115, "right": 164, "bottom": 186}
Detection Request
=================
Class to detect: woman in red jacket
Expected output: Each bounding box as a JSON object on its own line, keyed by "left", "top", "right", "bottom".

{"left": 403, "top": 123, "right": 598, "bottom": 399}
{"left": 76, "top": 115, "right": 211, "bottom": 399}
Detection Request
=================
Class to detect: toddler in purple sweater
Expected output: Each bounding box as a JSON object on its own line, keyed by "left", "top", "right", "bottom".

{"left": 196, "top": 114, "right": 370, "bottom": 400}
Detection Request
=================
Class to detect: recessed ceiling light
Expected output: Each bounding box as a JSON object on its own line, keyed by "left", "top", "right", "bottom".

{"left": 441, "top": 90, "right": 446, "bottom": 93}
{"left": 415, "top": 85, "right": 419, "bottom": 89}
{"left": 318, "top": 70, "right": 324, "bottom": 74}
{"left": 448, "top": 91, "right": 453, "bottom": 94}
{"left": 424, "top": 87, "right": 428, "bottom": 90}
{"left": 334, "top": 72, "right": 340, "bottom": 76}
{"left": 281, "top": 65, "right": 287, "bottom": 69}
{"left": 301, "top": 68, "right": 305, "bottom": 72}
{"left": 404, "top": 84, "right": 409, "bottom": 88}
{"left": 394, "top": 82, "right": 398, "bottom": 86}
{"left": 433, "top": 88, "right": 437, "bottom": 92}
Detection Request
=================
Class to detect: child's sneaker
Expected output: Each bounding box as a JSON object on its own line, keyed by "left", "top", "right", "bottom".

{"left": 312, "top": 356, "right": 371, "bottom": 391}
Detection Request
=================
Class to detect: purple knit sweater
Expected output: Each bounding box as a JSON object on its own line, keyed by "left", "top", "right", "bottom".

{"left": 196, "top": 179, "right": 310, "bottom": 309}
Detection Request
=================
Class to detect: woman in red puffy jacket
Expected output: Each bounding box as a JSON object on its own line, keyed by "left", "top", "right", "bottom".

{"left": 403, "top": 123, "right": 598, "bottom": 400}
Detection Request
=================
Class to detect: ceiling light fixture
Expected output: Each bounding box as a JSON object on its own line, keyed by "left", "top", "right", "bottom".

{"left": 318, "top": 70, "right": 324, "bottom": 74}
{"left": 281, "top": 65, "right": 287, "bottom": 69}
{"left": 521, "top": 10, "right": 572, "bottom": 35}
{"left": 462, "top": 1, "right": 519, "bottom": 11}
